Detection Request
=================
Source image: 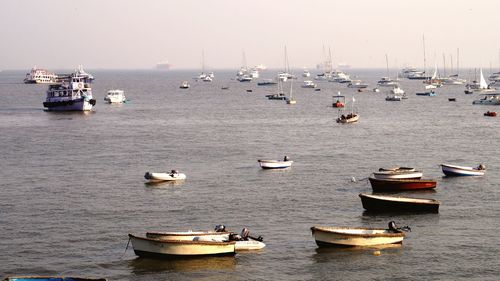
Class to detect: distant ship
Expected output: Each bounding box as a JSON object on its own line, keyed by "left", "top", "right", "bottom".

{"left": 24, "top": 66, "right": 58, "bottom": 84}
{"left": 156, "top": 61, "right": 171, "bottom": 70}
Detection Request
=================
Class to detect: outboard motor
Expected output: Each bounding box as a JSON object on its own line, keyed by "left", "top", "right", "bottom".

{"left": 241, "top": 228, "right": 250, "bottom": 240}
{"left": 214, "top": 224, "right": 226, "bottom": 232}
{"left": 229, "top": 233, "right": 242, "bottom": 241}
{"left": 388, "top": 221, "right": 411, "bottom": 233}
{"left": 144, "top": 172, "right": 151, "bottom": 179}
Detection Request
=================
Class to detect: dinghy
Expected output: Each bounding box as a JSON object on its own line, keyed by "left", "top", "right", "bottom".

{"left": 128, "top": 234, "right": 236, "bottom": 258}
{"left": 440, "top": 163, "right": 485, "bottom": 176}
{"left": 258, "top": 156, "right": 293, "bottom": 169}
{"left": 144, "top": 170, "right": 186, "bottom": 182}
{"left": 368, "top": 177, "right": 437, "bottom": 191}
{"left": 372, "top": 168, "right": 423, "bottom": 180}
{"left": 311, "top": 221, "right": 410, "bottom": 247}
{"left": 359, "top": 193, "right": 440, "bottom": 213}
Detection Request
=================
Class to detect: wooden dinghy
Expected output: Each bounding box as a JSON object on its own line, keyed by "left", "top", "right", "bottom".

{"left": 3, "top": 276, "right": 108, "bottom": 281}
{"left": 128, "top": 234, "right": 236, "bottom": 258}
{"left": 368, "top": 177, "right": 437, "bottom": 191}
{"left": 258, "top": 156, "right": 293, "bottom": 169}
{"left": 311, "top": 221, "right": 410, "bottom": 247}
{"left": 372, "top": 167, "right": 423, "bottom": 180}
{"left": 359, "top": 193, "right": 440, "bottom": 213}
{"left": 440, "top": 163, "right": 486, "bottom": 176}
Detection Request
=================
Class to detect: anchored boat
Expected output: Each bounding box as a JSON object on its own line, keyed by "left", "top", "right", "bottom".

{"left": 368, "top": 177, "right": 437, "bottom": 191}
{"left": 258, "top": 156, "right": 293, "bottom": 169}
{"left": 144, "top": 170, "right": 186, "bottom": 182}
{"left": 440, "top": 163, "right": 485, "bottom": 176}
{"left": 359, "top": 193, "right": 440, "bottom": 213}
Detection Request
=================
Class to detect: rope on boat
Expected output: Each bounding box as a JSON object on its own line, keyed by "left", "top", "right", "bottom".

{"left": 351, "top": 176, "right": 369, "bottom": 183}
{"left": 121, "top": 237, "right": 131, "bottom": 259}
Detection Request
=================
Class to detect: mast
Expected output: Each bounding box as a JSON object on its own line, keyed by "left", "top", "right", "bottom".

{"left": 457, "top": 48, "right": 460, "bottom": 76}
{"left": 328, "top": 47, "right": 333, "bottom": 73}
{"left": 202, "top": 50, "right": 205, "bottom": 73}
{"left": 450, "top": 54, "right": 453, "bottom": 75}
{"left": 442, "top": 53, "right": 446, "bottom": 77}
{"left": 385, "top": 54, "right": 389, "bottom": 78}
{"left": 422, "top": 35, "right": 427, "bottom": 76}
{"left": 284, "top": 46, "right": 288, "bottom": 73}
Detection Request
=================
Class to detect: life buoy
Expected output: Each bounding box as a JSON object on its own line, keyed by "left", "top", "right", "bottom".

{"left": 77, "top": 82, "right": 83, "bottom": 89}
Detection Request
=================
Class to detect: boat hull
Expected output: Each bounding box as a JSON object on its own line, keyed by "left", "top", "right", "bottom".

{"left": 337, "top": 114, "right": 359, "bottom": 123}
{"left": 359, "top": 193, "right": 439, "bottom": 213}
{"left": 440, "top": 164, "right": 485, "bottom": 176}
{"left": 311, "top": 226, "right": 405, "bottom": 247}
{"left": 43, "top": 99, "right": 95, "bottom": 111}
{"left": 368, "top": 177, "right": 437, "bottom": 191}
{"left": 372, "top": 171, "right": 423, "bottom": 180}
{"left": 128, "top": 234, "right": 236, "bottom": 258}
{"left": 258, "top": 160, "right": 293, "bottom": 169}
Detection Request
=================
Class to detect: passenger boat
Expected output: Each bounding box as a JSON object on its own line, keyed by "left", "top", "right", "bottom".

{"left": 128, "top": 234, "right": 236, "bottom": 258}
{"left": 258, "top": 156, "right": 293, "bottom": 169}
{"left": 146, "top": 225, "right": 265, "bottom": 251}
{"left": 3, "top": 277, "right": 106, "bottom": 281}
{"left": 311, "top": 221, "right": 410, "bottom": 247}
{"left": 43, "top": 74, "right": 96, "bottom": 111}
{"left": 372, "top": 168, "right": 423, "bottom": 180}
{"left": 440, "top": 163, "right": 486, "bottom": 176}
{"left": 359, "top": 193, "right": 440, "bottom": 213}
{"left": 144, "top": 170, "right": 186, "bottom": 182}
{"left": 368, "top": 177, "right": 437, "bottom": 191}
{"left": 472, "top": 93, "right": 500, "bottom": 105}
{"left": 24, "top": 66, "right": 58, "bottom": 84}
{"left": 104, "top": 89, "right": 126, "bottom": 103}
{"left": 180, "top": 81, "right": 190, "bottom": 89}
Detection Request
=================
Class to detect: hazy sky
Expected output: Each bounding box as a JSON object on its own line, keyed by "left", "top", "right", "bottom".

{"left": 1, "top": 0, "right": 500, "bottom": 70}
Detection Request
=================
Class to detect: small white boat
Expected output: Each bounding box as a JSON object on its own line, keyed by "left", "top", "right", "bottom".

{"left": 258, "top": 157, "right": 293, "bottom": 169}
{"left": 302, "top": 69, "right": 311, "bottom": 77}
{"left": 301, "top": 80, "right": 316, "bottom": 88}
{"left": 128, "top": 234, "right": 236, "bottom": 258}
{"left": 180, "top": 81, "right": 190, "bottom": 89}
{"left": 373, "top": 168, "right": 423, "bottom": 180}
{"left": 440, "top": 163, "right": 486, "bottom": 176}
{"left": 373, "top": 88, "right": 380, "bottom": 92}
{"left": 144, "top": 170, "right": 186, "bottom": 182}
{"left": 311, "top": 221, "right": 409, "bottom": 247}
{"left": 104, "top": 89, "right": 126, "bottom": 103}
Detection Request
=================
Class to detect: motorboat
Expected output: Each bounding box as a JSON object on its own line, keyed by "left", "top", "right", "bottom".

{"left": 237, "top": 75, "right": 253, "bottom": 82}
{"left": 377, "top": 77, "right": 397, "bottom": 87}
{"left": 368, "top": 177, "right": 437, "bottom": 191}
{"left": 266, "top": 92, "right": 286, "bottom": 100}
{"left": 311, "top": 221, "right": 410, "bottom": 247}
{"left": 146, "top": 225, "right": 265, "bottom": 251}
{"left": 128, "top": 234, "right": 236, "bottom": 258}
{"left": 332, "top": 93, "right": 345, "bottom": 108}
{"left": 144, "top": 170, "right": 186, "bottom": 182}
{"left": 24, "top": 66, "right": 58, "bottom": 84}
{"left": 347, "top": 80, "right": 368, "bottom": 88}
{"left": 359, "top": 193, "right": 440, "bottom": 213}
{"left": 104, "top": 89, "right": 126, "bottom": 103}
{"left": 386, "top": 86, "right": 405, "bottom": 101}
{"left": 43, "top": 74, "right": 96, "bottom": 111}
{"left": 472, "top": 93, "right": 500, "bottom": 105}
{"left": 416, "top": 90, "right": 437, "bottom": 96}
{"left": 372, "top": 168, "right": 423, "bottom": 180}
{"left": 3, "top": 277, "right": 106, "bottom": 281}
{"left": 302, "top": 69, "right": 311, "bottom": 77}
{"left": 440, "top": 163, "right": 485, "bottom": 176}
{"left": 484, "top": 111, "right": 497, "bottom": 116}
{"left": 373, "top": 88, "right": 380, "bottom": 92}
{"left": 258, "top": 156, "right": 293, "bottom": 169}
{"left": 301, "top": 80, "right": 316, "bottom": 88}
{"left": 336, "top": 113, "right": 359, "bottom": 123}
{"left": 180, "top": 81, "right": 190, "bottom": 89}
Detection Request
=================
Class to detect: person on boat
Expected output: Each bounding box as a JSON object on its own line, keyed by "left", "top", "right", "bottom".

{"left": 284, "top": 156, "right": 289, "bottom": 161}
{"left": 477, "top": 164, "right": 486, "bottom": 170}
{"left": 169, "top": 170, "right": 178, "bottom": 176}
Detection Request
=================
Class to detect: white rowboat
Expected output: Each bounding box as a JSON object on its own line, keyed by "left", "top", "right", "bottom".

{"left": 258, "top": 159, "right": 293, "bottom": 169}
{"left": 311, "top": 225, "right": 406, "bottom": 247}
{"left": 144, "top": 170, "right": 186, "bottom": 182}
{"left": 373, "top": 170, "right": 423, "bottom": 180}
{"left": 440, "top": 163, "right": 485, "bottom": 176}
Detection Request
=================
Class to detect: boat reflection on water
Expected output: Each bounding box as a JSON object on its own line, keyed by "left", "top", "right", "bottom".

{"left": 311, "top": 243, "right": 403, "bottom": 262}
{"left": 128, "top": 256, "right": 236, "bottom": 273}
{"left": 144, "top": 180, "right": 185, "bottom": 188}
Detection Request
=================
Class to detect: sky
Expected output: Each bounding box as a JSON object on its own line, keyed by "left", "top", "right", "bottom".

{"left": 1, "top": 0, "right": 500, "bottom": 70}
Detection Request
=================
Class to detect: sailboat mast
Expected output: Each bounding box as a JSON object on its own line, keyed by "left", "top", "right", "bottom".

{"left": 202, "top": 50, "right": 205, "bottom": 73}
{"left": 442, "top": 53, "right": 446, "bottom": 77}
{"left": 422, "top": 35, "right": 427, "bottom": 76}
{"left": 450, "top": 54, "right": 453, "bottom": 75}
{"left": 457, "top": 48, "right": 460, "bottom": 76}
{"left": 284, "top": 46, "right": 288, "bottom": 73}
{"left": 328, "top": 47, "right": 333, "bottom": 73}
{"left": 385, "top": 54, "right": 389, "bottom": 77}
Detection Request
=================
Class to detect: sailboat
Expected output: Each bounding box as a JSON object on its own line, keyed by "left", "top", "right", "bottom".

{"left": 377, "top": 54, "right": 397, "bottom": 87}
{"left": 285, "top": 78, "right": 296, "bottom": 104}
{"left": 466, "top": 69, "right": 495, "bottom": 93}
{"left": 196, "top": 50, "right": 213, "bottom": 82}
{"left": 336, "top": 97, "right": 359, "bottom": 123}
{"left": 266, "top": 79, "right": 286, "bottom": 100}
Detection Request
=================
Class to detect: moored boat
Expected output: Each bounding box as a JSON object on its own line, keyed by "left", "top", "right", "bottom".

{"left": 440, "top": 163, "right": 485, "bottom": 176}
{"left": 3, "top": 277, "right": 106, "bottom": 281}
{"left": 332, "top": 92, "right": 345, "bottom": 108}
{"left": 484, "top": 111, "right": 497, "bottom": 116}
{"left": 43, "top": 75, "right": 96, "bottom": 111}
{"left": 144, "top": 170, "right": 186, "bottom": 182}
{"left": 180, "top": 81, "right": 190, "bottom": 89}
{"left": 372, "top": 168, "right": 423, "bottom": 180}
{"left": 128, "top": 234, "right": 236, "bottom": 258}
{"left": 104, "top": 89, "right": 126, "bottom": 103}
{"left": 368, "top": 177, "right": 437, "bottom": 191}
{"left": 359, "top": 193, "right": 440, "bottom": 213}
{"left": 311, "top": 221, "right": 410, "bottom": 247}
{"left": 336, "top": 113, "right": 359, "bottom": 123}
{"left": 258, "top": 156, "right": 293, "bottom": 169}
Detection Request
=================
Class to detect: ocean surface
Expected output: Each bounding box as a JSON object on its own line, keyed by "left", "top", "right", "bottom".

{"left": 0, "top": 69, "right": 499, "bottom": 281}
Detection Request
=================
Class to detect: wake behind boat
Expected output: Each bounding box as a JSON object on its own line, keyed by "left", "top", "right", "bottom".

{"left": 440, "top": 163, "right": 485, "bottom": 176}
{"left": 258, "top": 156, "right": 293, "bottom": 169}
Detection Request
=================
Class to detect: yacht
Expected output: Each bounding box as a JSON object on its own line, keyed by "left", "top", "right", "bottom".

{"left": 237, "top": 74, "right": 253, "bottom": 82}
{"left": 377, "top": 77, "right": 397, "bottom": 87}
{"left": 104, "top": 89, "right": 126, "bottom": 103}
{"left": 43, "top": 74, "right": 96, "bottom": 111}
{"left": 24, "top": 66, "right": 58, "bottom": 84}
{"left": 347, "top": 80, "right": 368, "bottom": 88}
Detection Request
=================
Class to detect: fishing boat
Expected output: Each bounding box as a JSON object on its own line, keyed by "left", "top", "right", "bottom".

{"left": 359, "top": 193, "right": 440, "bottom": 213}
{"left": 472, "top": 93, "right": 500, "bottom": 105}
{"left": 180, "top": 81, "right": 190, "bottom": 89}
{"left": 372, "top": 168, "right": 423, "bottom": 180}
{"left": 144, "top": 170, "right": 186, "bottom": 182}
{"left": 258, "top": 156, "right": 293, "bottom": 169}
{"left": 336, "top": 96, "right": 358, "bottom": 123}
{"left": 484, "top": 111, "right": 497, "bottom": 116}
{"left": 146, "top": 225, "right": 265, "bottom": 251}
{"left": 104, "top": 89, "right": 126, "bottom": 103}
{"left": 332, "top": 92, "right": 345, "bottom": 108}
{"left": 311, "top": 221, "right": 410, "bottom": 247}
{"left": 43, "top": 74, "right": 96, "bottom": 111}
{"left": 368, "top": 177, "right": 437, "bottom": 191}
{"left": 128, "top": 234, "right": 236, "bottom": 258}
{"left": 3, "top": 277, "right": 106, "bottom": 281}
{"left": 440, "top": 163, "right": 486, "bottom": 176}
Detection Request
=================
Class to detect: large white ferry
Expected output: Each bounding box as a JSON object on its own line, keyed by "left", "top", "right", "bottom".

{"left": 43, "top": 74, "right": 96, "bottom": 111}
{"left": 24, "top": 66, "right": 58, "bottom": 84}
